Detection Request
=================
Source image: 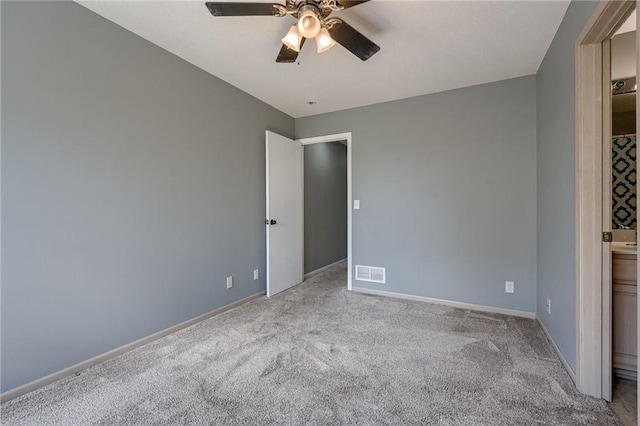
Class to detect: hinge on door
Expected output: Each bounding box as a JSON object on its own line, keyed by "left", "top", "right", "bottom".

{"left": 602, "top": 231, "right": 613, "bottom": 242}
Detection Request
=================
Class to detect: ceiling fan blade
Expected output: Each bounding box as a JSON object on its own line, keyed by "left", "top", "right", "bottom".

{"left": 205, "top": 2, "right": 283, "bottom": 16}
{"left": 327, "top": 18, "right": 380, "bottom": 61}
{"left": 336, "top": 1, "right": 370, "bottom": 9}
{"left": 276, "top": 38, "right": 306, "bottom": 63}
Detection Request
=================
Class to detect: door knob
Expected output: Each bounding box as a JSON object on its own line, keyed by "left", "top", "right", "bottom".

{"left": 270, "top": 219, "right": 277, "bottom": 225}
{"left": 265, "top": 219, "right": 277, "bottom": 225}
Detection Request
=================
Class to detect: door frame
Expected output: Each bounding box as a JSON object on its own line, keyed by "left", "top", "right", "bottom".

{"left": 297, "top": 132, "right": 353, "bottom": 290}
{"left": 575, "top": 0, "right": 636, "bottom": 399}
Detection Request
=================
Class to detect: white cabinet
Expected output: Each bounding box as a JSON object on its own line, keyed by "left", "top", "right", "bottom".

{"left": 613, "top": 251, "right": 637, "bottom": 380}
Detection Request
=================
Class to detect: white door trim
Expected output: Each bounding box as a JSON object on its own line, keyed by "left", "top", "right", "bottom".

{"left": 601, "top": 38, "right": 613, "bottom": 402}
{"left": 297, "top": 132, "right": 353, "bottom": 290}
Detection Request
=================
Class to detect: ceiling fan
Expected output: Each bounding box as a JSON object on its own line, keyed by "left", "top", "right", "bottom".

{"left": 205, "top": 0, "right": 380, "bottom": 63}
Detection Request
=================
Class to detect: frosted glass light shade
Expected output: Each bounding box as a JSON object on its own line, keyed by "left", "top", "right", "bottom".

{"left": 282, "top": 25, "right": 302, "bottom": 52}
{"left": 315, "top": 28, "right": 335, "bottom": 53}
{"left": 297, "top": 9, "right": 321, "bottom": 38}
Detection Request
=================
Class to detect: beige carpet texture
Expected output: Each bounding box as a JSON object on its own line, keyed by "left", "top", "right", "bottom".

{"left": 1, "top": 264, "right": 619, "bottom": 425}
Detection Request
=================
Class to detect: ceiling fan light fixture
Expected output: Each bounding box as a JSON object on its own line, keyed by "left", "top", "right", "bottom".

{"left": 205, "top": 1, "right": 380, "bottom": 63}
{"left": 281, "top": 25, "right": 302, "bottom": 52}
{"left": 315, "top": 27, "right": 335, "bottom": 53}
{"left": 297, "top": 7, "right": 321, "bottom": 38}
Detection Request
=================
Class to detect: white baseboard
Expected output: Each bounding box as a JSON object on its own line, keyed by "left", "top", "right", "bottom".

{"left": 304, "top": 258, "right": 347, "bottom": 279}
{"left": 351, "top": 287, "right": 536, "bottom": 319}
{"left": 0, "top": 291, "right": 265, "bottom": 403}
{"left": 536, "top": 315, "right": 576, "bottom": 383}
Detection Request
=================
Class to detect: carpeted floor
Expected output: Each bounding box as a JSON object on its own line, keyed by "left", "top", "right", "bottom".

{"left": 1, "top": 264, "right": 620, "bottom": 425}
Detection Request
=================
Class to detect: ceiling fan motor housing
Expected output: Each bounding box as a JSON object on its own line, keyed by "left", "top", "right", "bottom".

{"left": 289, "top": 0, "right": 339, "bottom": 19}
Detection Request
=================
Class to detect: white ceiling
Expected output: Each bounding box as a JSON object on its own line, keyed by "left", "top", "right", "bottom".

{"left": 77, "top": 0, "right": 570, "bottom": 118}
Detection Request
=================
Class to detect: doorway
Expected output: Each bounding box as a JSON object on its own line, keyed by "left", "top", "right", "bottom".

{"left": 265, "top": 132, "right": 353, "bottom": 297}
{"left": 575, "top": 0, "right": 637, "bottom": 409}
{"left": 609, "top": 15, "right": 638, "bottom": 424}
{"left": 303, "top": 140, "right": 348, "bottom": 280}
{"left": 299, "top": 133, "right": 353, "bottom": 290}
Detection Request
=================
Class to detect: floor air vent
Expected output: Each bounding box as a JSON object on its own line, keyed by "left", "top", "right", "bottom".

{"left": 355, "top": 265, "right": 386, "bottom": 283}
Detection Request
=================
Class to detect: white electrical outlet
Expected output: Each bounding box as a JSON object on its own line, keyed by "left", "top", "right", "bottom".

{"left": 505, "top": 281, "right": 514, "bottom": 293}
{"left": 546, "top": 298, "right": 551, "bottom": 315}
{"left": 253, "top": 269, "right": 259, "bottom": 280}
{"left": 226, "top": 276, "right": 233, "bottom": 289}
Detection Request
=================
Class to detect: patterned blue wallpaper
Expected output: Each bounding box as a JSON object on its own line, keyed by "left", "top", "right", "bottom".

{"left": 612, "top": 135, "right": 636, "bottom": 230}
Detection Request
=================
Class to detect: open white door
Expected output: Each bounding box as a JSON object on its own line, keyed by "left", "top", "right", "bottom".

{"left": 265, "top": 131, "right": 303, "bottom": 297}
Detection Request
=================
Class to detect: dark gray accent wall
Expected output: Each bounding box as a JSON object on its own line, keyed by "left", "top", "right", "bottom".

{"left": 536, "top": 0, "right": 598, "bottom": 372}
{"left": 304, "top": 142, "right": 347, "bottom": 273}
{"left": 296, "top": 76, "right": 537, "bottom": 313}
{"left": 1, "top": 1, "right": 293, "bottom": 393}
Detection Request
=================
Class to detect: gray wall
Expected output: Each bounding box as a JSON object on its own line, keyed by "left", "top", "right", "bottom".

{"left": 304, "top": 142, "right": 347, "bottom": 273}
{"left": 1, "top": 1, "right": 293, "bottom": 393}
{"left": 612, "top": 31, "right": 636, "bottom": 80}
{"left": 536, "top": 0, "right": 599, "bottom": 372}
{"left": 296, "top": 76, "right": 537, "bottom": 313}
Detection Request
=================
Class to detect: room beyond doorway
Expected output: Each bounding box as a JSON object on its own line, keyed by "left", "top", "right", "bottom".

{"left": 298, "top": 133, "right": 353, "bottom": 290}
{"left": 304, "top": 141, "right": 348, "bottom": 277}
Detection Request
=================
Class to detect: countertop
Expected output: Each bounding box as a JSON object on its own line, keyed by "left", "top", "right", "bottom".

{"left": 612, "top": 242, "right": 638, "bottom": 255}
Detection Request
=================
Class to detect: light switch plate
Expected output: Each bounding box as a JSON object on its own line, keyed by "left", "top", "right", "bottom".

{"left": 354, "top": 200, "right": 360, "bottom": 210}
